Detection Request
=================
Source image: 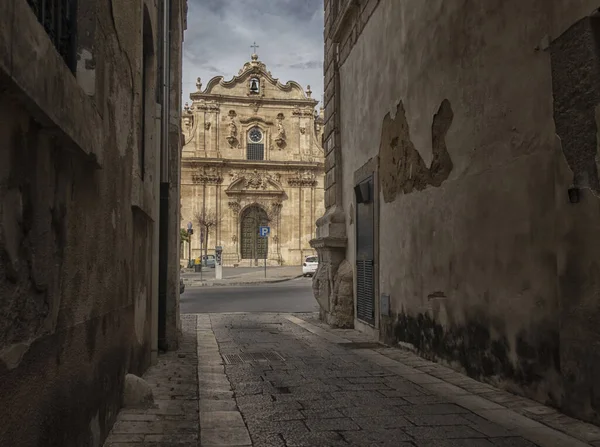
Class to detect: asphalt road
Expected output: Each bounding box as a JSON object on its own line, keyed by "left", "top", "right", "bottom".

{"left": 180, "top": 276, "right": 319, "bottom": 314}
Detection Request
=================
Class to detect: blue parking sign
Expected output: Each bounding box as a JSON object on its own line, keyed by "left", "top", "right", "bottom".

{"left": 259, "top": 226, "right": 270, "bottom": 237}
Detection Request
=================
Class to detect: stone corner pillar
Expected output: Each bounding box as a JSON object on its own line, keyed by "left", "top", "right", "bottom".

{"left": 310, "top": 205, "right": 353, "bottom": 328}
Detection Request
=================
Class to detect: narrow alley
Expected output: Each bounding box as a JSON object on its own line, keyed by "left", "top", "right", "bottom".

{"left": 104, "top": 312, "right": 600, "bottom": 447}
{"left": 6, "top": 0, "right": 600, "bottom": 445}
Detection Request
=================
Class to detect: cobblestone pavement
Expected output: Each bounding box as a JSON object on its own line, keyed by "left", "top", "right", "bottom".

{"left": 105, "top": 312, "right": 600, "bottom": 446}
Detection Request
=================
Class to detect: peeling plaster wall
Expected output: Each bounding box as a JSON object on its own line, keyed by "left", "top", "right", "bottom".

{"left": 0, "top": 0, "right": 185, "bottom": 444}
{"left": 337, "top": 0, "right": 600, "bottom": 425}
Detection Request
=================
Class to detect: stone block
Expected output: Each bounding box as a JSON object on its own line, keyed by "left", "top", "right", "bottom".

{"left": 404, "top": 425, "right": 488, "bottom": 440}
{"left": 123, "top": 374, "right": 154, "bottom": 409}
{"left": 200, "top": 411, "right": 246, "bottom": 429}
{"left": 200, "top": 427, "right": 252, "bottom": 446}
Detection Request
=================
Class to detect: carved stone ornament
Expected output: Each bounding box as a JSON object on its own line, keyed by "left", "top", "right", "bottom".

{"left": 275, "top": 117, "right": 286, "bottom": 148}
{"left": 288, "top": 169, "right": 317, "bottom": 187}
{"left": 227, "top": 116, "right": 238, "bottom": 147}
{"left": 250, "top": 101, "right": 261, "bottom": 112}
{"left": 196, "top": 99, "right": 219, "bottom": 112}
{"left": 292, "top": 106, "right": 315, "bottom": 117}
{"left": 230, "top": 170, "right": 281, "bottom": 190}
{"left": 270, "top": 201, "right": 283, "bottom": 218}
{"left": 228, "top": 200, "right": 241, "bottom": 213}
{"left": 204, "top": 121, "right": 211, "bottom": 130}
{"left": 299, "top": 127, "right": 306, "bottom": 134}
{"left": 182, "top": 113, "right": 193, "bottom": 130}
{"left": 192, "top": 166, "right": 223, "bottom": 184}
{"left": 196, "top": 77, "right": 202, "bottom": 91}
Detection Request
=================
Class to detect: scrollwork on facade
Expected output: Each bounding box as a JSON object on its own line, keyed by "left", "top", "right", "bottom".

{"left": 192, "top": 166, "right": 223, "bottom": 184}
{"left": 247, "top": 170, "right": 264, "bottom": 189}
{"left": 288, "top": 169, "right": 317, "bottom": 187}
{"left": 229, "top": 170, "right": 281, "bottom": 190}
{"left": 270, "top": 201, "right": 283, "bottom": 217}
{"left": 195, "top": 99, "right": 220, "bottom": 112}
{"left": 250, "top": 101, "right": 261, "bottom": 112}
{"left": 292, "top": 106, "right": 315, "bottom": 117}
{"left": 228, "top": 200, "right": 241, "bottom": 213}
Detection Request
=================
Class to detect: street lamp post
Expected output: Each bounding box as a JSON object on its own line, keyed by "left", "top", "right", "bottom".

{"left": 186, "top": 222, "right": 193, "bottom": 268}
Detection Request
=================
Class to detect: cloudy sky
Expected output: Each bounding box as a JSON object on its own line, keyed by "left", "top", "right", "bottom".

{"left": 182, "top": 0, "right": 324, "bottom": 107}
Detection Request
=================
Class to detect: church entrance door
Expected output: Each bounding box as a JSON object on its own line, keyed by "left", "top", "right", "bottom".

{"left": 240, "top": 205, "right": 269, "bottom": 262}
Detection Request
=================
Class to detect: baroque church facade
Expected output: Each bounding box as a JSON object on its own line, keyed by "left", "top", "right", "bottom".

{"left": 180, "top": 53, "right": 325, "bottom": 266}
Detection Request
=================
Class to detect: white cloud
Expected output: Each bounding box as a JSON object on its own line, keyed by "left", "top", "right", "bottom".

{"left": 182, "top": 0, "right": 324, "bottom": 107}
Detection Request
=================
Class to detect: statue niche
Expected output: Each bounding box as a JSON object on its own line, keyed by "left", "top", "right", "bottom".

{"left": 275, "top": 113, "right": 286, "bottom": 149}
{"left": 227, "top": 111, "right": 238, "bottom": 148}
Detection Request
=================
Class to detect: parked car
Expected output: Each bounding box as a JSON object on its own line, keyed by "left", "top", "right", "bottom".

{"left": 180, "top": 277, "right": 185, "bottom": 294}
{"left": 302, "top": 255, "right": 318, "bottom": 277}
{"left": 202, "top": 255, "right": 216, "bottom": 268}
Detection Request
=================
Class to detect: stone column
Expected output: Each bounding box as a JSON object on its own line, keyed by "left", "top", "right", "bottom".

{"left": 309, "top": 0, "right": 353, "bottom": 328}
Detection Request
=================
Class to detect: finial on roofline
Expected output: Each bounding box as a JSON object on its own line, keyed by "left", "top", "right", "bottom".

{"left": 250, "top": 41, "right": 259, "bottom": 59}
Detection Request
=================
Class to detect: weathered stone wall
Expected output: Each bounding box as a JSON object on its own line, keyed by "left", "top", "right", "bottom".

{"left": 0, "top": 0, "right": 186, "bottom": 444}
{"left": 329, "top": 0, "right": 600, "bottom": 425}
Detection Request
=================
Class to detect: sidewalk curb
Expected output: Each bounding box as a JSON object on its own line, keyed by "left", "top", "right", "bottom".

{"left": 186, "top": 274, "right": 304, "bottom": 287}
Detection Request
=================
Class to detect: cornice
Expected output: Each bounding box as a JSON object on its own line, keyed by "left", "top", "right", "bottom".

{"left": 181, "top": 158, "right": 324, "bottom": 171}
{"left": 226, "top": 190, "right": 284, "bottom": 197}
{"left": 310, "top": 236, "right": 348, "bottom": 249}
{"left": 189, "top": 94, "right": 318, "bottom": 108}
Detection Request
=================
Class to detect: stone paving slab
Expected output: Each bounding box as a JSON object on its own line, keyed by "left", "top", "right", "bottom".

{"left": 104, "top": 312, "right": 599, "bottom": 446}
{"left": 211, "top": 312, "right": 596, "bottom": 447}
{"left": 103, "top": 314, "right": 200, "bottom": 447}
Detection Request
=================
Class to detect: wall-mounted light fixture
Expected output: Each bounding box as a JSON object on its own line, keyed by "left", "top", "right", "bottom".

{"left": 354, "top": 181, "right": 371, "bottom": 204}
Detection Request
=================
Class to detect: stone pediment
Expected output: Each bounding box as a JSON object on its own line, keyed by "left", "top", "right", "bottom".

{"left": 195, "top": 54, "right": 309, "bottom": 101}
{"left": 226, "top": 169, "right": 285, "bottom": 196}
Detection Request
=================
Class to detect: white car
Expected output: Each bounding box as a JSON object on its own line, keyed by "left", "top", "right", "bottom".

{"left": 302, "top": 255, "right": 318, "bottom": 277}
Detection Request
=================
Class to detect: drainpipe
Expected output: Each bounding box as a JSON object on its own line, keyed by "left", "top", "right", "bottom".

{"left": 161, "top": 0, "right": 171, "bottom": 183}
{"left": 158, "top": 0, "right": 171, "bottom": 351}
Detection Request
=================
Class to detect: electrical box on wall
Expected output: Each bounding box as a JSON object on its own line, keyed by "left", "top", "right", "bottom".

{"left": 380, "top": 294, "right": 390, "bottom": 317}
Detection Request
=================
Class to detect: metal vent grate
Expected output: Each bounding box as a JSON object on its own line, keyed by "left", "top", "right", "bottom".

{"left": 222, "top": 354, "right": 245, "bottom": 365}
{"left": 222, "top": 351, "right": 285, "bottom": 365}
{"left": 356, "top": 259, "right": 374, "bottom": 324}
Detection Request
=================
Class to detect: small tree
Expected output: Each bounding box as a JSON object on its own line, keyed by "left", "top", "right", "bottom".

{"left": 194, "top": 209, "right": 222, "bottom": 260}
{"left": 180, "top": 228, "right": 190, "bottom": 243}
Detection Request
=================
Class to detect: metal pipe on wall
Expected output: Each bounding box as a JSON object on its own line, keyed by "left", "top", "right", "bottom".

{"left": 161, "top": 0, "right": 171, "bottom": 182}
{"left": 158, "top": 0, "right": 171, "bottom": 351}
